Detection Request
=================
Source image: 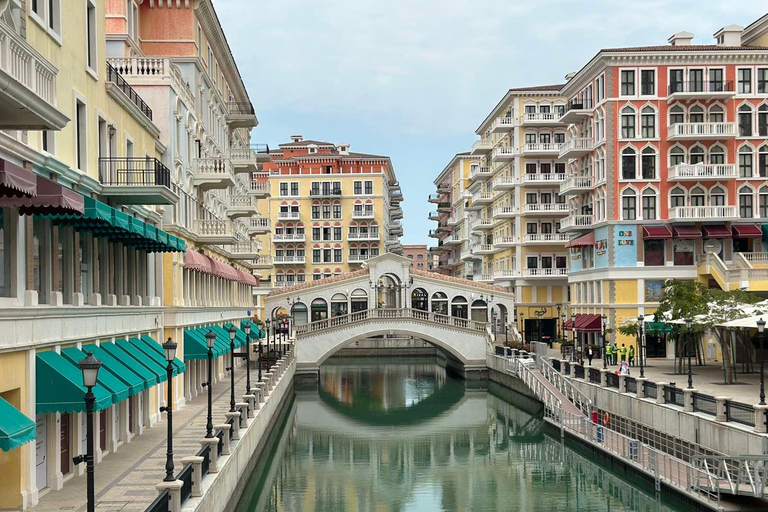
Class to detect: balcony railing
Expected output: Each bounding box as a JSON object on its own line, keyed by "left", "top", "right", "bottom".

{"left": 106, "top": 62, "right": 152, "bottom": 121}
{"left": 561, "top": 215, "right": 593, "bottom": 230}
{"left": 668, "top": 164, "right": 738, "bottom": 180}
{"left": 493, "top": 270, "right": 519, "bottom": 279}
{"left": 491, "top": 116, "right": 515, "bottom": 131}
{"left": 668, "top": 80, "right": 734, "bottom": 96}
{"left": 194, "top": 157, "right": 231, "bottom": 175}
{"left": 227, "top": 102, "right": 255, "bottom": 115}
{"left": 668, "top": 122, "right": 737, "bottom": 138}
{"left": 273, "top": 233, "right": 306, "bottom": 242}
{"left": 348, "top": 231, "right": 380, "bottom": 240}
{"left": 523, "top": 268, "right": 568, "bottom": 277}
{"left": 473, "top": 192, "right": 496, "bottom": 203}
{"left": 522, "top": 142, "right": 563, "bottom": 153}
{"left": 560, "top": 175, "right": 593, "bottom": 194}
{"left": 523, "top": 233, "right": 569, "bottom": 243}
{"left": 520, "top": 112, "right": 562, "bottom": 124}
{"left": 310, "top": 188, "right": 342, "bottom": 197}
{"left": 229, "top": 147, "right": 258, "bottom": 162}
{"left": 469, "top": 166, "right": 492, "bottom": 180}
{"left": 250, "top": 180, "right": 270, "bottom": 194}
{"left": 472, "top": 218, "right": 495, "bottom": 229}
{"left": 352, "top": 209, "right": 375, "bottom": 219}
{"left": 522, "top": 173, "right": 565, "bottom": 184}
{"left": 492, "top": 176, "right": 517, "bottom": 189}
{"left": 563, "top": 98, "right": 594, "bottom": 114}
{"left": 349, "top": 254, "right": 375, "bottom": 263}
{"left": 106, "top": 57, "right": 195, "bottom": 111}
{"left": 277, "top": 211, "right": 300, "bottom": 220}
{"left": 493, "top": 206, "right": 516, "bottom": 217}
{"left": 273, "top": 255, "right": 306, "bottom": 264}
{"left": 249, "top": 217, "right": 270, "bottom": 231}
{"left": 98, "top": 157, "right": 171, "bottom": 187}
{"left": 491, "top": 146, "right": 517, "bottom": 160}
{"left": 558, "top": 137, "right": 594, "bottom": 159}
{"left": 495, "top": 236, "right": 518, "bottom": 246}
{"left": 471, "top": 139, "right": 493, "bottom": 153}
{"left": 521, "top": 203, "right": 568, "bottom": 214}
{"left": 669, "top": 205, "right": 738, "bottom": 221}
{"left": 194, "top": 219, "right": 234, "bottom": 237}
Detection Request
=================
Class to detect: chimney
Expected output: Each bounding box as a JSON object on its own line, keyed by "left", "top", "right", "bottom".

{"left": 564, "top": 72, "right": 577, "bottom": 82}
{"left": 668, "top": 31, "right": 694, "bottom": 46}
{"left": 290, "top": 135, "right": 303, "bottom": 143}
{"left": 336, "top": 143, "right": 350, "bottom": 155}
{"left": 713, "top": 25, "right": 743, "bottom": 46}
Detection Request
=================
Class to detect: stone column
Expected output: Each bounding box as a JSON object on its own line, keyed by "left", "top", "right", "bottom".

{"left": 179, "top": 456, "right": 204, "bottom": 497}
{"left": 599, "top": 369, "right": 609, "bottom": 387}
{"left": 754, "top": 405, "right": 768, "bottom": 433}
{"left": 683, "top": 389, "right": 696, "bottom": 412}
{"left": 155, "top": 481, "right": 184, "bottom": 512}
{"left": 635, "top": 377, "right": 647, "bottom": 399}
{"left": 715, "top": 397, "right": 731, "bottom": 422}
{"left": 224, "top": 412, "right": 241, "bottom": 440}
{"left": 199, "top": 437, "right": 220, "bottom": 472}
{"left": 243, "top": 394, "right": 256, "bottom": 418}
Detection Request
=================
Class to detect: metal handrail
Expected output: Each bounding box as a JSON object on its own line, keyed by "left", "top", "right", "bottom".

{"left": 106, "top": 62, "right": 153, "bottom": 120}
{"left": 692, "top": 455, "right": 768, "bottom": 498}
{"left": 537, "top": 356, "right": 592, "bottom": 416}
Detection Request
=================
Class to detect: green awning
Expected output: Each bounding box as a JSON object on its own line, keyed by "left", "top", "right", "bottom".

{"left": 139, "top": 335, "right": 186, "bottom": 374}
{"left": 646, "top": 322, "right": 674, "bottom": 333}
{"left": 211, "top": 325, "right": 239, "bottom": 350}
{"left": 221, "top": 323, "right": 243, "bottom": 348}
{"left": 81, "top": 344, "right": 147, "bottom": 396}
{"left": 240, "top": 320, "right": 264, "bottom": 339}
{"left": 126, "top": 337, "right": 177, "bottom": 377}
{"left": 144, "top": 225, "right": 157, "bottom": 242}
{"left": 0, "top": 397, "right": 36, "bottom": 452}
{"left": 36, "top": 351, "right": 112, "bottom": 413}
{"left": 199, "top": 327, "right": 230, "bottom": 356}
{"left": 156, "top": 230, "right": 169, "bottom": 246}
{"left": 99, "top": 342, "right": 159, "bottom": 386}
{"left": 113, "top": 340, "right": 167, "bottom": 383}
{"left": 184, "top": 330, "right": 214, "bottom": 360}
{"left": 60, "top": 347, "right": 129, "bottom": 404}
{"left": 762, "top": 225, "right": 768, "bottom": 243}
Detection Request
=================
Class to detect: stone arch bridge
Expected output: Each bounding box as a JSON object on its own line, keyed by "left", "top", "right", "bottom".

{"left": 265, "top": 254, "right": 515, "bottom": 379}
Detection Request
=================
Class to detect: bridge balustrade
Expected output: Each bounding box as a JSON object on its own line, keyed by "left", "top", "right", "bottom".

{"left": 295, "top": 308, "right": 490, "bottom": 335}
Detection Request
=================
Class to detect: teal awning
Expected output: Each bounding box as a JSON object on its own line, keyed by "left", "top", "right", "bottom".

{"left": 646, "top": 322, "right": 674, "bottom": 334}
{"left": 0, "top": 397, "right": 36, "bottom": 452}
{"left": 240, "top": 320, "right": 264, "bottom": 339}
{"left": 81, "top": 344, "right": 147, "bottom": 396}
{"left": 122, "top": 338, "right": 173, "bottom": 379}
{"left": 36, "top": 351, "right": 112, "bottom": 413}
{"left": 211, "top": 325, "right": 240, "bottom": 350}
{"left": 60, "top": 347, "right": 129, "bottom": 404}
{"left": 184, "top": 330, "right": 215, "bottom": 360}
{"left": 200, "top": 327, "right": 231, "bottom": 356}
{"left": 99, "top": 342, "right": 159, "bottom": 386}
{"left": 139, "top": 335, "right": 186, "bottom": 374}
{"left": 222, "top": 323, "right": 246, "bottom": 348}
{"left": 113, "top": 340, "right": 167, "bottom": 383}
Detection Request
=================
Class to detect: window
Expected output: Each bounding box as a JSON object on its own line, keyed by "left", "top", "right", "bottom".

{"left": 670, "top": 187, "right": 686, "bottom": 208}
{"left": 42, "top": 131, "right": 55, "bottom": 155}
{"left": 739, "top": 146, "right": 754, "bottom": 177}
{"left": 640, "top": 69, "right": 655, "bottom": 95}
{"left": 689, "top": 105, "right": 704, "bottom": 123}
{"left": 640, "top": 107, "right": 655, "bottom": 138}
{"left": 674, "top": 240, "right": 695, "bottom": 266}
{"left": 332, "top": 204, "right": 341, "bottom": 219}
{"left": 621, "top": 107, "right": 635, "bottom": 138}
{"left": 689, "top": 146, "right": 705, "bottom": 165}
{"left": 670, "top": 69, "right": 684, "bottom": 94}
{"left": 689, "top": 69, "right": 704, "bottom": 92}
{"left": 669, "top": 105, "right": 684, "bottom": 125}
{"left": 525, "top": 133, "right": 536, "bottom": 144}
{"left": 539, "top": 133, "right": 551, "bottom": 144}
{"left": 290, "top": 182, "right": 299, "bottom": 196}
{"left": 279, "top": 183, "right": 288, "bottom": 196}
{"left": 354, "top": 181, "right": 362, "bottom": 195}
{"left": 759, "top": 105, "right": 768, "bottom": 136}
{"left": 644, "top": 240, "right": 664, "bottom": 266}
{"left": 642, "top": 189, "right": 657, "bottom": 220}
{"left": 711, "top": 186, "right": 725, "bottom": 206}
{"left": 312, "top": 249, "right": 321, "bottom": 264}
{"left": 690, "top": 187, "right": 705, "bottom": 207}
{"left": 127, "top": 1, "right": 139, "bottom": 41}
{"left": 709, "top": 69, "right": 724, "bottom": 92}
{"left": 759, "top": 69, "right": 768, "bottom": 94}
{"left": 365, "top": 181, "right": 373, "bottom": 194}
{"left": 322, "top": 204, "right": 331, "bottom": 219}
{"left": 738, "top": 69, "right": 752, "bottom": 94}
{"left": 621, "top": 147, "right": 636, "bottom": 179}
{"left": 311, "top": 205, "right": 320, "bottom": 219}
{"left": 75, "top": 99, "right": 86, "bottom": 171}
{"left": 312, "top": 227, "right": 320, "bottom": 241}
{"left": 641, "top": 147, "right": 656, "bottom": 179}
{"left": 670, "top": 146, "right": 685, "bottom": 167}
{"left": 760, "top": 145, "right": 768, "bottom": 178}
{"left": 739, "top": 105, "right": 754, "bottom": 137}
{"left": 740, "top": 187, "right": 754, "bottom": 218}
{"left": 334, "top": 249, "right": 342, "bottom": 263}
{"left": 86, "top": 0, "right": 97, "bottom": 72}
{"left": 709, "top": 105, "right": 725, "bottom": 123}
{"left": 710, "top": 146, "right": 725, "bottom": 165}
{"left": 622, "top": 189, "right": 637, "bottom": 220}
{"left": 620, "top": 70, "right": 635, "bottom": 95}
{"left": 760, "top": 187, "right": 768, "bottom": 218}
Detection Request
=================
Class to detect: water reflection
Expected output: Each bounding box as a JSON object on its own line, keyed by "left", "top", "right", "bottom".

{"left": 236, "top": 358, "right": 686, "bottom": 512}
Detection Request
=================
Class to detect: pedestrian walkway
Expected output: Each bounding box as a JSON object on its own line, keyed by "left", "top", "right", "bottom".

{"left": 34, "top": 366, "right": 256, "bottom": 512}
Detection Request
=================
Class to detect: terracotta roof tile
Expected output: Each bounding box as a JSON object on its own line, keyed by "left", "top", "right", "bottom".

{"left": 507, "top": 83, "right": 566, "bottom": 92}
{"left": 601, "top": 45, "right": 768, "bottom": 52}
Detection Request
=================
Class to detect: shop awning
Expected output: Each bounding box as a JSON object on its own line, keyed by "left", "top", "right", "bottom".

{"left": 36, "top": 351, "right": 112, "bottom": 414}
{"left": 98, "top": 342, "right": 159, "bottom": 386}
{"left": 210, "top": 258, "right": 239, "bottom": 281}
{"left": 574, "top": 314, "right": 602, "bottom": 333}
{"left": 703, "top": 225, "right": 731, "bottom": 238}
{"left": 0, "top": 160, "right": 36, "bottom": 198}
{"left": 125, "top": 338, "right": 179, "bottom": 378}
{"left": 240, "top": 319, "right": 264, "bottom": 338}
{"left": 60, "top": 347, "right": 129, "bottom": 404}
{"left": 139, "top": 335, "right": 186, "bottom": 374}
{"left": 184, "top": 250, "right": 212, "bottom": 273}
{"left": 81, "top": 344, "right": 147, "bottom": 396}
{"left": 236, "top": 270, "right": 259, "bottom": 287}
{"left": 643, "top": 226, "right": 672, "bottom": 239}
{"left": 0, "top": 175, "right": 83, "bottom": 215}
{"left": 0, "top": 396, "right": 36, "bottom": 452}
{"left": 563, "top": 318, "right": 574, "bottom": 330}
{"left": 646, "top": 322, "right": 674, "bottom": 333}
{"left": 193, "top": 327, "right": 230, "bottom": 357}
{"left": 183, "top": 330, "right": 217, "bottom": 360}
{"left": 564, "top": 231, "right": 594, "bottom": 249}
{"left": 113, "top": 339, "right": 168, "bottom": 383}
{"left": 672, "top": 226, "right": 702, "bottom": 239}
{"left": 210, "top": 325, "right": 242, "bottom": 349}
{"left": 223, "top": 323, "right": 250, "bottom": 348}
{"left": 732, "top": 224, "right": 762, "bottom": 239}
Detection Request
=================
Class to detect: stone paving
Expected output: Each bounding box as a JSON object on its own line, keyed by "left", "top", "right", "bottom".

{"left": 34, "top": 363, "right": 263, "bottom": 512}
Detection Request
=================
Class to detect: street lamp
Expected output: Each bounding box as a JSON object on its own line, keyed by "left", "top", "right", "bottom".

{"left": 685, "top": 318, "right": 694, "bottom": 389}
{"left": 638, "top": 315, "right": 645, "bottom": 379}
{"left": 227, "top": 325, "right": 237, "bottom": 412}
{"left": 520, "top": 312, "right": 525, "bottom": 342}
{"left": 73, "top": 352, "right": 102, "bottom": 512}
{"left": 160, "top": 337, "right": 177, "bottom": 481}
{"left": 571, "top": 313, "right": 576, "bottom": 362}
{"left": 203, "top": 330, "right": 216, "bottom": 438}
{"left": 601, "top": 314, "right": 608, "bottom": 370}
{"left": 243, "top": 323, "right": 252, "bottom": 395}
{"left": 265, "top": 318, "right": 272, "bottom": 368}
{"left": 556, "top": 303, "right": 563, "bottom": 340}
{"left": 758, "top": 318, "right": 766, "bottom": 405}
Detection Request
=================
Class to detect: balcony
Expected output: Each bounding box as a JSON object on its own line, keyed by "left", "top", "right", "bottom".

{"left": 560, "top": 175, "right": 593, "bottom": 195}
{"left": 492, "top": 176, "right": 517, "bottom": 190}
{"left": 309, "top": 187, "right": 342, "bottom": 198}
{"left": 495, "top": 237, "right": 518, "bottom": 248}
{"left": 471, "top": 139, "right": 493, "bottom": 155}
{"left": 249, "top": 179, "right": 270, "bottom": 198}
{"left": 98, "top": 157, "right": 178, "bottom": 205}
{"left": 106, "top": 62, "right": 154, "bottom": 124}
{"left": 349, "top": 254, "right": 376, "bottom": 263}
{"left": 428, "top": 193, "right": 448, "bottom": 203}
{"left": 273, "top": 255, "right": 306, "bottom": 265}
{"left": 390, "top": 222, "right": 403, "bottom": 235}
{"left": 391, "top": 207, "right": 403, "bottom": 220}
{"left": 523, "top": 268, "right": 569, "bottom": 278}
{"left": 194, "top": 219, "right": 237, "bottom": 245}
{"left": 230, "top": 240, "right": 259, "bottom": 260}
{"left": 558, "top": 137, "right": 593, "bottom": 159}
{"left": 669, "top": 205, "right": 739, "bottom": 222}
{"left": 0, "top": 22, "right": 67, "bottom": 129}
{"left": 523, "top": 233, "right": 569, "bottom": 244}
{"left": 277, "top": 210, "right": 301, "bottom": 220}
{"left": 521, "top": 203, "right": 568, "bottom": 215}
{"left": 444, "top": 232, "right": 465, "bottom": 246}
{"left": 668, "top": 164, "right": 738, "bottom": 181}
{"left": 519, "top": 112, "right": 564, "bottom": 127}
{"left": 348, "top": 231, "right": 380, "bottom": 241}
{"left": 559, "top": 98, "right": 594, "bottom": 124}
{"left": 473, "top": 244, "right": 498, "bottom": 255}
{"left": 493, "top": 269, "right": 519, "bottom": 281}
{"left": 475, "top": 274, "right": 494, "bottom": 283}
{"left": 491, "top": 116, "right": 515, "bottom": 133}
{"left": 521, "top": 142, "right": 563, "bottom": 157}
{"left": 226, "top": 194, "right": 258, "bottom": 219}
{"left": 248, "top": 217, "right": 271, "bottom": 234}
{"left": 428, "top": 211, "right": 442, "bottom": 221}
{"left": 251, "top": 255, "right": 273, "bottom": 269}
{"left": 229, "top": 147, "right": 259, "bottom": 173}
{"left": 492, "top": 146, "right": 517, "bottom": 162}
{"left": 493, "top": 206, "right": 516, "bottom": 218}
{"left": 428, "top": 229, "right": 442, "bottom": 239}
{"left": 193, "top": 157, "right": 235, "bottom": 191}
{"left": 469, "top": 166, "right": 493, "bottom": 181}
{"left": 447, "top": 214, "right": 464, "bottom": 226}
{"left": 226, "top": 101, "right": 258, "bottom": 130}
{"left": 473, "top": 191, "right": 496, "bottom": 205}
{"left": 352, "top": 209, "right": 376, "bottom": 220}
{"left": 273, "top": 232, "right": 306, "bottom": 242}
{"left": 667, "top": 122, "right": 737, "bottom": 141}
{"left": 560, "top": 214, "right": 594, "bottom": 231}
{"left": 521, "top": 173, "right": 565, "bottom": 186}
{"left": 472, "top": 218, "right": 495, "bottom": 231}
{"left": 667, "top": 80, "right": 735, "bottom": 101}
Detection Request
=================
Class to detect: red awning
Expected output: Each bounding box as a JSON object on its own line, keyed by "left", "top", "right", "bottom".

{"left": 563, "top": 319, "right": 574, "bottom": 330}
{"left": 236, "top": 269, "right": 259, "bottom": 287}
{"left": 564, "top": 231, "right": 594, "bottom": 249}
{"left": 672, "top": 226, "right": 702, "bottom": 239}
{"left": 0, "top": 175, "right": 83, "bottom": 215}
{"left": 702, "top": 225, "right": 731, "bottom": 239}
{"left": 0, "top": 160, "right": 36, "bottom": 198}
{"left": 575, "top": 314, "right": 602, "bottom": 333}
{"left": 732, "top": 224, "right": 762, "bottom": 239}
{"left": 642, "top": 226, "right": 672, "bottom": 239}
{"left": 184, "top": 250, "right": 212, "bottom": 273}
{"left": 208, "top": 258, "right": 239, "bottom": 281}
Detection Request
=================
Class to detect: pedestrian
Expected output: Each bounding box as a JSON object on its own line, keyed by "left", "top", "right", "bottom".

{"left": 587, "top": 344, "right": 594, "bottom": 366}
{"left": 604, "top": 344, "right": 611, "bottom": 366}
{"left": 628, "top": 345, "right": 635, "bottom": 367}
{"left": 620, "top": 343, "right": 627, "bottom": 363}
{"left": 612, "top": 343, "right": 618, "bottom": 365}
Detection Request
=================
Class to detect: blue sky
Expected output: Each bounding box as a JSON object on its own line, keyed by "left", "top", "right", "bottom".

{"left": 216, "top": 0, "right": 766, "bottom": 245}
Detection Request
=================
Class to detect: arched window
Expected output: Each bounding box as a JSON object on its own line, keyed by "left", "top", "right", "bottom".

{"left": 411, "top": 288, "right": 428, "bottom": 311}
{"left": 710, "top": 186, "right": 726, "bottom": 207}
{"left": 621, "top": 147, "right": 637, "bottom": 179}
{"left": 739, "top": 104, "right": 754, "bottom": 137}
{"left": 669, "top": 105, "right": 684, "bottom": 125}
{"left": 451, "top": 295, "right": 468, "bottom": 319}
{"left": 710, "top": 145, "right": 725, "bottom": 165}
{"left": 470, "top": 300, "right": 488, "bottom": 322}
{"left": 739, "top": 186, "right": 754, "bottom": 219}
{"left": 759, "top": 104, "right": 768, "bottom": 137}
{"left": 641, "top": 106, "right": 656, "bottom": 138}
{"left": 330, "top": 293, "right": 348, "bottom": 318}
{"left": 622, "top": 188, "right": 637, "bottom": 220}
{"left": 690, "top": 146, "right": 705, "bottom": 165}
{"left": 670, "top": 187, "right": 686, "bottom": 209}
{"left": 311, "top": 298, "right": 328, "bottom": 322}
{"left": 351, "top": 288, "right": 368, "bottom": 313}
{"left": 739, "top": 145, "right": 754, "bottom": 178}
{"left": 690, "top": 186, "right": 706, "bottom": 207}
{"left": 621, "top": 107, "right": 636, "bottom": 139}
{"left": 709, "top": 104, "right": 725, "bottom": 123}
{"left": 291, "top": 302, "right": 308, "bottom": 325}
{"left": 641, "top": 147, "right": 656, "bottom": 179}
{"left": 431, "top": 291, "right": 448, "bottom": 315}
{"left": 759, "top": 145, "right": 768, "bottom": 178}
{"left": 642, "top": 188, "right": 657, "bottom": 220}
{"left": 759, "top": 186, "right": 768, "bottom": 218}
{"left": 670, "top": 146, "right": 685, "bottom": 167}
{"left": 689, "top": 105, "right": 705, "bottom": 123}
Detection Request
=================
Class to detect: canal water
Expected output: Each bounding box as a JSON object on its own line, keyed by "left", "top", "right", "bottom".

{"left": 235, "top": 357, "right": 688, "bottom": 512}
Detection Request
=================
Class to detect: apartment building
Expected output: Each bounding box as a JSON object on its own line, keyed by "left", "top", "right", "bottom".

{"left": 262, "top": 136, "right": 403, "bottom": 289}
{"left": 0, "top": 1, "right": 264, "bottom": 508}
{"left": 560, "top": 17, "right": 768, "bottom": 358}
{"left": 402, "top": 244, "right": 430, "bottom": 269}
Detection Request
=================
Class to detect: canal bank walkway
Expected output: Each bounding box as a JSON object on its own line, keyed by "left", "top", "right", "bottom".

{"left": 34, "top": 369, "right": 252, "bottom": 512}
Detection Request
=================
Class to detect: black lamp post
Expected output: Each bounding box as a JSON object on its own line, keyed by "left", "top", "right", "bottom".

{"left": 520, "top": 312, "right": 525, "bottom": 342}
{"left": 160, "top": 338, "right": 177, "bottom": 481}
{"left": 758, "top": 318, "right": 766, "bottom": 406}
{"left": 227, "top": 325, "right": 237, "bottom": 412}
{"left": 265, "top": 318, "right": 272, "bottom": 368}
{"left": 257, "top": 335, "right": 263, "bottom": 382}
{"left": 556, "top": 303, "right": 562, "bottom": 340}
{"left": 602, "top": 314, "right": 608, "bottom": 370}
{"left": 685, "top": 318, "right": 694, "bottom": 389}
{"left": 638, "top": 315, "right": 645, "bottom": 379}
{"left": 203, "top": 330, "right": 216, "bottom": 438}
{"left": 243, "top": 323, "right": 252, "bottom": 395}
{"left": 571, "top": 313, "right": 576, "bottom": 362}
{"left": 73, "top": 352, "right": 102, "bottom": 512}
